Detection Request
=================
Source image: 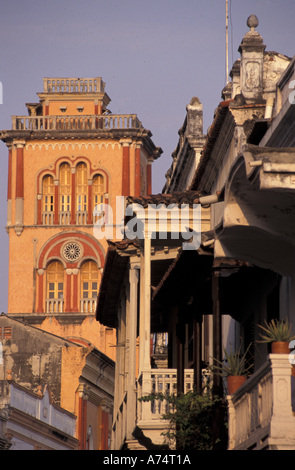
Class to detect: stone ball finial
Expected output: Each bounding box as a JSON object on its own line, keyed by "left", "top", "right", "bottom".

{"left": 247, "top": 14, "right": 259, "bottom": 30}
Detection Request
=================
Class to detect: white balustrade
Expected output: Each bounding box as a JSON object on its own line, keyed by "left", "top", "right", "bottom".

{"left": 136, "top": 369, "right": 193, "bottom": 423}
{"left": 59, "top": 211, "right": 71, "bottom": 225}
{"left": 12, "top": 114, "right": 142, "bottom": 131}
{"left": 43, "top": 77, "right": 104, "bottom": 93}
{"left": 227, "top": 354, "right": 295, "bottom": 450}
{"left": 46, "top": 299, "right": 64, "bottom": 314}
{"left": 80, "top": 298, "right": 97, "bottom": 314}
{"left": 76, "top": 211, "right": 88, "bottom": 225}
{"left": 42, "top": 212, "right": 55, "bottom": 225}
{"left": 112, "top": 368, "right": 211, "bottom": 449}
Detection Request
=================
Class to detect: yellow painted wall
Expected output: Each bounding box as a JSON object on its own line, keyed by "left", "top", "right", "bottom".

{"left": 48, "top": 100, "right": 96, "bottom": 116}
{"left": 7, "top": 136, "right": 124, "bottom": 359}
{"left": 60, "top": 345, "right": 88, "bottom": 413}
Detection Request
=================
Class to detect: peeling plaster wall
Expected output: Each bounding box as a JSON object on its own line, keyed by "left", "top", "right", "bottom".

{"left": 0, "top": 316, "right": 71, "bottom": 404}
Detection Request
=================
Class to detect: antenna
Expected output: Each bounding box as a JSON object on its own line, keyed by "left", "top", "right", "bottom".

{"left": 226, "top": 0, "right": 229, "bottom": 83}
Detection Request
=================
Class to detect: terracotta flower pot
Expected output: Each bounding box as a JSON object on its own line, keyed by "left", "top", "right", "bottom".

{"left": 227, "top": 375, "right": 247, "bottom": 395}
{"left": 271, "top": 341, "right": 290, "bottom": 354}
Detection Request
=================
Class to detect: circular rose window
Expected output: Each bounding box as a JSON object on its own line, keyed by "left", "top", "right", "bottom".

{"left": 62, "top": 242, "right": 82, "bottom": 262}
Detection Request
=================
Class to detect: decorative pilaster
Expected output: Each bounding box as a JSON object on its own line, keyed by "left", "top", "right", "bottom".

{"left": 37, "top": 269, "right": 44, "bottom": 313}
{"left": 121, "top": 139, "right": 131, "bottom": 196}
{"left": 65, "top": 268, "right": 72, "bottom": 312}
{"left": 44, "top": 99, "right": 49, "bottom": 116}
{"left": 135, "top": 142, "right": 141, "bottom": 197}
{"left": 7, "top": 144, "right": 12, "bottom": 227}
{"left": 37, "top": 194, "right": 42, "bottom": 225}
{"left": 72, "top": 268, "right": 79, "bottom": 312}
{"left": 54, "top": 180, "right": 59, "bottom": 225}
{"left": 238, "top": 15, "right": 266, "bottom": 102}
{"left": 78, "top": 384, "right": 90, "bottom": 450}
{"left": 147, "top": 157, "right": 152, "bottom": 196}
{"left": 70, "top": 167, "right": 76, "bottom": 225}
{"left": 65, "top": 268, "right": 79, "bottom": 312}
{"left": 87, "top": 179, "right": 92, "bottom": 225}
{"left": 14, "top": 140, "right": 26, "bottom": 235}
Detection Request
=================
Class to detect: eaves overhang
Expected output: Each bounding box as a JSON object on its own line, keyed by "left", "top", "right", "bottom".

{"left": 0, "top": 128, "right": 162, "bottom": 158}
{"left": 215, "top": 144, "right": 295, "bottom": 275}
{"left": 96, "top": 240, "right": 139, "bottom": 328}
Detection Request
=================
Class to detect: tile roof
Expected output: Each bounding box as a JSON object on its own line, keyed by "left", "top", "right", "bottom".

{"left": 126, "top": 190, "right": 202, "bottom": 208}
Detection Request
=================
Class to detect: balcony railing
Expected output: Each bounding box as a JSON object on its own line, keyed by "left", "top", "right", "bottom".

{"left": 11, "top": 114, "right": 142, "bottom": 131}
{"left": 42, "top": 211, "right": 91, "bottom": 226}
{"left": 43, "top": 77, "right": 105, "bottom": 93}
{"left": 76, "top": 211, "right": 88, "bottom": 225}
{"left": 80, "top": 298, "right": 97, "bottom": 314}
{"left": 59, "top": 211, "right": 71, "bottom": 225}
{"left": 46, "top": 299, "right": 64, "bottom": 314}
{"left": 111, "top": 368, "right": 210, "bottom": 449}
{"left": 227, "top": 354, "right": 295, "bottom": 450}
{"left": 42, "top": 212, "right": 55, "bottom": 225}
{"left": 137, "top": 369, "right": 194, "bottom": 422}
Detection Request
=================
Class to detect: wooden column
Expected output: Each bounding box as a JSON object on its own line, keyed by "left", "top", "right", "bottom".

{"left": 212, "top": 270, "right": 222, "bottom": 396}
{"left": 138, "top": 236, "right": 152, "bottom": 374}
{"left": 212, "top": 269, "right": 225, "bottom": 450}
{"left": 138, "top": 236, "right": 152, "bottom": 422}
{"left": 126, "top": 264, "right": 139, "bottom": 439}
{"left": 176, "top": 312, "right": 185, "bottom": 395}
{"left": 142, "top": 236, "right": 151, "bottom": 371}
{"left": 193, "top": 314, "right": 203, "bottom": 393}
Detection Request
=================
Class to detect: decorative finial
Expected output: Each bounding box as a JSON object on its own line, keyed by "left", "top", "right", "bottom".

{"left": 247, "top": 14, "right": 259, "bottom": 30}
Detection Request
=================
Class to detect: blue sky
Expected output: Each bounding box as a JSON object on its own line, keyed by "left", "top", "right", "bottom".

{"left": 0, "top": 0, "right": 294, "bottom": 311}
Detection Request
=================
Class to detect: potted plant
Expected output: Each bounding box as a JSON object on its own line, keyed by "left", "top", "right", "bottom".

{"left": 211, "top": 343, "right": 252, "bottom": 395}
{"left": 257, "top": 318, "right": 295, "bottom": 353}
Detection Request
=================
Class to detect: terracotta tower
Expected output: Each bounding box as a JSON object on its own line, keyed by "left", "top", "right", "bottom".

{"left": 0, "top": 77, "right": 161, "bottom": 359}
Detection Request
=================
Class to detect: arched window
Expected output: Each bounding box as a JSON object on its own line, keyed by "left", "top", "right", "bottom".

{"left": 59, "top": 163, "right": 71, "bottom": 224}
{"left": 80, "top": 261, "right": 99, "bottom": 313}
{"left": 76, "top": 163, "right": 88, "bottom": 224}
{"left": 92, "top": 174, "right": 105, "bottom": 209}
{"left": 46, "top": 261, "right": 64, "bottom": 313}
{"left": 42, "top": 175, "right": 55, "bottom": 225}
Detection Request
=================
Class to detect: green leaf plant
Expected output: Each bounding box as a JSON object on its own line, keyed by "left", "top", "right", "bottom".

{"left": 139, "top": 390, "right": 228, "bottom": 450}
{"left": 257, "top": 318, "right": 295, "bottom": 344}
{"left": 211, "top": 343, "right": 252, "bottom": 377}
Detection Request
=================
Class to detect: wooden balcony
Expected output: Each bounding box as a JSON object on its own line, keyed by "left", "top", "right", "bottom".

{"left": 112, "top": 368, "right": 210, "bottom": 450}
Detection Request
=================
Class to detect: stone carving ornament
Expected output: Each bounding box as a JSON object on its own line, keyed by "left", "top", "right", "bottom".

{"left": 62, "top": 241, "right": 82, "bottom": 262}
